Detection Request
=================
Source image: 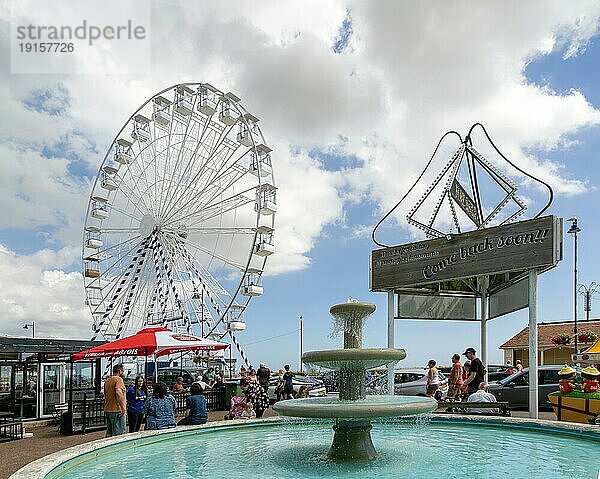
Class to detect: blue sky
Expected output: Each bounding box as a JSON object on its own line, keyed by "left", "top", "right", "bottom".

{"left": 2, "top": 2, "right": 600, "bottom": 371}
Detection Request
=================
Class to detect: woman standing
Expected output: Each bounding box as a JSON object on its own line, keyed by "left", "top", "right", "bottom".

{"left": 275, "top": 369, "right": 285, "bottom": 402}
{"left": 426, "top": 359, "right": 440, "bottom": 398}
{"left": 143, "top": 382, "right": 176, "bottom": 430}
{"left": 282, "top": 364, "right": 294, "bottom": 400}
{"left": 126, "top": 376, "right": 147, "bottom": 433}
{"left": 240, "top": 378, "right": 269, "bottom": 418}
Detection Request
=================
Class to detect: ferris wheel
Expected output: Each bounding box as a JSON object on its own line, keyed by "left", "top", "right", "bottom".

{"left": 82, "top": 83, "right": 276, "bottom": 364}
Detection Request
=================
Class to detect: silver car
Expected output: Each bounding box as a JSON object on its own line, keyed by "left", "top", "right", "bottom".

{"left": 268, "top": 375, "right": 326, "bottom": 403}
{"left": 366, "top": 369, "right": 449, "bottom": 398}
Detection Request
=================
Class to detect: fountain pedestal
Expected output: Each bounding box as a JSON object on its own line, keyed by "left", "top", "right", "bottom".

{"left": 330, "top": 420, "right": 376, "bottom": 461}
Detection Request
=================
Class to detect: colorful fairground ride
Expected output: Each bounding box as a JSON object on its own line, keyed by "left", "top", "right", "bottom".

{"left": 549, "top": 340, "right": 600, "bottom": 424}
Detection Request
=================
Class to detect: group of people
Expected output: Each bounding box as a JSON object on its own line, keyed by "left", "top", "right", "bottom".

{"left": 426, "top": 347, "right": 498, "bottom": 408}
{"left": 103, "top": 364, "right": 209, "bottom": 437}
{"left": 226, "top": 363, "right": 297, "bottom": 420}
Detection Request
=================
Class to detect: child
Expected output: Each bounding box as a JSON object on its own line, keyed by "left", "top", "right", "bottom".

{"left": 296, "top": 385, "right": 309, "bottom": 398}
{"left": 241, "top": 401, "right": 256, "bottom": 419}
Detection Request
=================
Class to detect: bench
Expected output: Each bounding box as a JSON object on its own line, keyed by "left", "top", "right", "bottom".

{"left": 436, "top": 401, "right": 511, "bottom": 416}
{"left": 0, "top": 420, "right": 24, "bottom": 441}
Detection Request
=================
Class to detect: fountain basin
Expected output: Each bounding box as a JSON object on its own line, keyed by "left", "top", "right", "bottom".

{"left": 303, "top": 348, "right": 406, "bottom": 370}
{"left": 14, "top": 417, "right": 600, "bottom": 478}
{"left": 272, "top": 395, "right": 436, "bottom": 419}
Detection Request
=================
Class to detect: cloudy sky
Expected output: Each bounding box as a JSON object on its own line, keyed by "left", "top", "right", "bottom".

{"left": 2, "top": 1, "right": 600, "bottom": 369}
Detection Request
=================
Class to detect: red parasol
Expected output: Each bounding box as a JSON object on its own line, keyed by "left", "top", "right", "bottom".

{"left": 72, "top": 327, "right": 228, "bottom": 361}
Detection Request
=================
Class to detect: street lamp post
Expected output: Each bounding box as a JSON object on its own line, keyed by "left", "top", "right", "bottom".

{"left": 23, "top": 322, "right": 35, "bottom": 338}
{"left": 578, "top": 282, "right": 600, "bottom": 322}
{"left": 567, "top": 217, "right": 581, "bottom": 355}
{"left": 299, "top": 315, "right": 303, "bottom": 372}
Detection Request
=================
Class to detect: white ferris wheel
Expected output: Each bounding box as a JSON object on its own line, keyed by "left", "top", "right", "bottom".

{"left": 82, "top": 83, "right": 276, "bottom": 362}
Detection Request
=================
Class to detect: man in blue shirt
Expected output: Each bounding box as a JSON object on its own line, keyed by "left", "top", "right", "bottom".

{"left": 178, "top": 383, "right": 208, "bottom": 426}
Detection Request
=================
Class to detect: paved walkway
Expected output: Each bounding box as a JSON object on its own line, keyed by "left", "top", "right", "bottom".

{"left": 0, "top": 408, "right": 555, "bottom": 478}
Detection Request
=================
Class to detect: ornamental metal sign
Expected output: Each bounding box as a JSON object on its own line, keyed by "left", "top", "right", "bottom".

{"left": 371, "top": 215, "right": 561, "bottom": 291}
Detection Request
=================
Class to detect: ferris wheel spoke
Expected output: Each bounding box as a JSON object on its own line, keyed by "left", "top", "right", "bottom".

{"left": 115, "top": 140, "right": 162, "bottom": 217}
{"left": 177, "top": 227, "right": 256, "bottom": 235}
{"left": 171, "top": 240, "right": 237, "bottom": 337}
{"left": 182, "top": 239, "right": 246, "bottom": 271}
{"left": 124, "top": 134, "right": 158, "bottom": 216}
{"left": 157, "top": 97, "right": 200, "bottom": 220}
{"left": 101, "top": 227, "right": 142, "bottom": 234}
{"left": 165, "top": 187, "right": 255, "bottom": 229}
{"left": 186, "top": 196, "right": 255, "bottom": 228}
{"left": 106, "top": 202, "right": 148, "bottom": 225}
{"left": 97, "top": 234, "right": 143, "bottom": 259}
{"left": 160, "top": 123, "right": 235, "bottom": 223}
{"left": 159, "top": 109, "right": 241, "bottom": 222}
{"left": 169, "top": 237, "right": 231, "bottom": 298}
{"left": 165, "top": 161, "right": 251, "bottom": 227}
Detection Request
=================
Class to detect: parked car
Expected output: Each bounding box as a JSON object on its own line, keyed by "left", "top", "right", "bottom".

{"left": 366, "top": 369, "right": 449, "bottom": 399}
{"left": 268, "top": 375, "right": 326, "bottom": 403}
{"left": 488, "top": 365, "right": 561, "bottom": 411}
{"left": 487, "top": 364, "right": 517, "bottom": 382}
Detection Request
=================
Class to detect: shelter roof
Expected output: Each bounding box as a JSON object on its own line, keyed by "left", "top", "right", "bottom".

{"left": 499, "top": 320, "right": 600, "bottom": 349}
{"left": 0, "top": 335, "right": 105, "bottom": 354}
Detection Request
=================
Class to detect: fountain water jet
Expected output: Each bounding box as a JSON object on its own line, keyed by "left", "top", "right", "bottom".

{"left": 273, "top": 299, "right": 437, "bottom": 460}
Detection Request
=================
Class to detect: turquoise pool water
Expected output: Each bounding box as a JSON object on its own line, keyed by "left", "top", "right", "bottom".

{"left": 50, "top": 420, "right": 600, "bottom": 479}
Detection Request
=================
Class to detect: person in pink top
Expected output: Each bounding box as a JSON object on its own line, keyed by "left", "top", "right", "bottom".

{"left": 447, "top": 354, "right": 463, "bottom": 401}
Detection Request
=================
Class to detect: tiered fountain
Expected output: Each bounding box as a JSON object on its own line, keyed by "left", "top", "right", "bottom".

{"left": 273, "top": 299, "right": 437, "bottom": 460}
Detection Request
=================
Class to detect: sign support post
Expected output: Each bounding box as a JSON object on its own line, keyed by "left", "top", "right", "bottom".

{"left": 479, "top": 276, "right": 489, "bottom": 381}
{"left": 528, "top": 268, "right": 539, "bottom": 419}
{"left": 387, "top": 290, "right": 395, "bottom": 394}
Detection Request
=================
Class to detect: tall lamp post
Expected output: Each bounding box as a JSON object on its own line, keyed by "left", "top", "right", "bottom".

{"left": 578, "top": 282, "right": 600, "bottom": 322}
{"left": 299, "top": 315, "right": 303, "bottom": 372}
{"left": 23, "top": 322, "right": 35, "bottom": 338}
{"left": 567, "top": 217, "right": 581, "bottom": 354}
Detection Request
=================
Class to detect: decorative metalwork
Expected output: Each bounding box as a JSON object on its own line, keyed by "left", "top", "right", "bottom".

{"left": 372, "top": 123, "right": 554, "bottom": 247}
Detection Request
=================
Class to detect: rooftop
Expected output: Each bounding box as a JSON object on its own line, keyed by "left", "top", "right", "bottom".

{"left": 499, "top": 319, "right": 600, "bottom": 349}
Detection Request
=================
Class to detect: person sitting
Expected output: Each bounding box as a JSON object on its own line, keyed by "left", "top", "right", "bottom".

{"left": 296, "top": 385, "right": 310, "bottom": 398}
{"left": 240, "top": 401, "right": 256, "bottom": 419}
{"left": 194, "top": 375, "right": 212, "bottom": 390}
{"left": 143, "top": 382, "right": 176, "bottom": 430}
{"left": 172, "top": 376, "right": 186, "bottom": 393}
{"left": 467, "top": 382, "right": 499, "bottom": 414}
{"left": 178, "top": 383, "right": 207, "bottom": 426}
{"left": 212, "top": 375, "right": 225, "bottom": 389}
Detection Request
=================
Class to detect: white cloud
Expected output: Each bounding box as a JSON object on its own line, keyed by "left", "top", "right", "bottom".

{"left": 2, "top": 1, "right": 600, "bottom": 338}
{"left": 0, "top": 244, "right": 90, "bottom": 338}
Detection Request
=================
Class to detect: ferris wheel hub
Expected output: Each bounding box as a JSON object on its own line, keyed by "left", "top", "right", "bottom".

{"left": 139, "top": 214, "right": 160, "bottom": 238}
